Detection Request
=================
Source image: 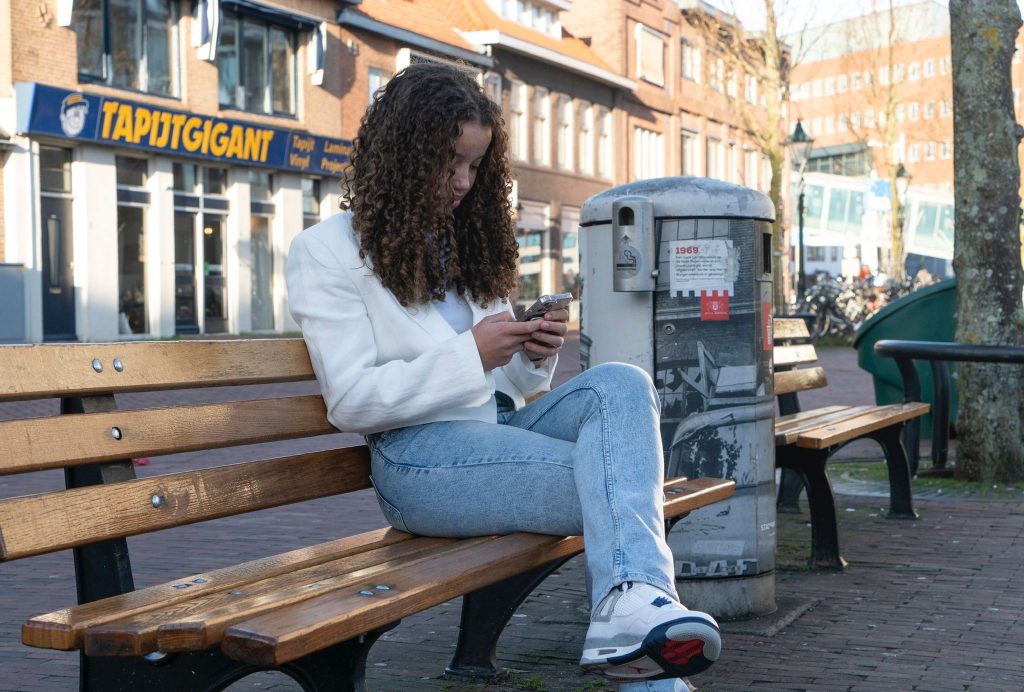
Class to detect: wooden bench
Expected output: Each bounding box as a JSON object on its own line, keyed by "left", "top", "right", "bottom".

{"left": 0, "top": 339, "right": 735, "bottom": 691}
{"left": 772, "top": 318, "right": 930, "bottom": 569}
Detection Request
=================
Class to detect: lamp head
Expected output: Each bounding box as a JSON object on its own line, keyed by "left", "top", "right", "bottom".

{"left": 786, "top": 120, "right": 814, "bottom": 168}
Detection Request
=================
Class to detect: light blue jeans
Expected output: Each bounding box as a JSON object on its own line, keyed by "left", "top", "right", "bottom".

{"left": 367, "top": 362, "right": 676, "bottom": 608}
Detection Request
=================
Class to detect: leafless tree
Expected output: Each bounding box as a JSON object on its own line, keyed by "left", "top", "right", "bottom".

{"left": 683, "top": 1, "right": 796, "bottom": 308}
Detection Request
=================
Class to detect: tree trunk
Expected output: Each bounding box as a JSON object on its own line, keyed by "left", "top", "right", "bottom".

{"left": 949, "top": 0, "right": 1024, "bottom": 482}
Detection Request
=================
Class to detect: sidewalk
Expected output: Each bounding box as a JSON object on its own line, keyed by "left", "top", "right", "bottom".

{"left": 3, "top": 343, "right": 1022, "bottom": 691}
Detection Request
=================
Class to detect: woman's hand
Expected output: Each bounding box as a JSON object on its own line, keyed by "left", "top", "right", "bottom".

{"left": 472, "top": 313, "right": 546, "bottom": 371}
{"left": 523, "top": 308, "right": 569, "bottom": 363}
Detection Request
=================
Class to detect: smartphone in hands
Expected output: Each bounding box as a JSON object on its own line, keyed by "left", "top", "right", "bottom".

{"left": 519, "top": 292, "right": 574, "bottom": 321}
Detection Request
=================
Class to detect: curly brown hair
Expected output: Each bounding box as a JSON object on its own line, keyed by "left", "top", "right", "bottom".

{"left": 342, "top": 61, "right": 518, "bottom": 307}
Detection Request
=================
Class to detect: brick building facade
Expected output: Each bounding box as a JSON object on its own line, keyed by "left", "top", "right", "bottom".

{"left": 0, "top": 0, "right": 771, "bottom": 341}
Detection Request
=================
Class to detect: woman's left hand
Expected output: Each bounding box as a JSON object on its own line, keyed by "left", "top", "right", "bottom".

{"left": 523, "top": 308, "right": 569, "bottom": 362}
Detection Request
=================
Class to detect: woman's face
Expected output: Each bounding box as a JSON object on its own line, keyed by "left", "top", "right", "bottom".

{"left": 449, "top": 119, "right": 492, "bottom": 210}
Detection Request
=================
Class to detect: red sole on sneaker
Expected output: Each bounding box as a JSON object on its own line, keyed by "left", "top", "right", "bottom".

{"left": 661, "top": 638, "right": 703, "bottom": 665}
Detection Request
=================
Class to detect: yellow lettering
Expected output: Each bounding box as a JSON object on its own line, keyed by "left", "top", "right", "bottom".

{"left": 182, "top": 116, "right": 203, "bottom": 152}
{"left": 153, "top": 112, "right": 172, "bottom": 147}
{"left": 226, "top": 125, "right": 245, "bottom": 159}
{"left": 169, "top": 114, "right": 187, "bottom": 149}
{"left": 200, "top": 119, "right": 213, "bottom": 155}
{"left": 291, "top": 134, "right": 315, "bottom": 153}
{"left": 323, "top": 140, "right": 350, "bottom": 156}
{"left": 259, "top": 130, "right": 275, "bottom": 162}
{"left": 111, "top": 103, "right": 134, "bottom": 142}
{"left": 320, "top": 157, "right": 346, "bottom": 174}
{"left": 209, "top": 122, "right": 229, "bottom": 157}
{"left": 133, "top": 107, "right": 152, "bottom": 144}
{"left": 244, "top": 128, "right": 262, "bottom": 161}
{"left": 289, "top": 152, "right": 311, "bottom": 169}
{"left": 101, "top": 101, "right": 119, "bottom": 139}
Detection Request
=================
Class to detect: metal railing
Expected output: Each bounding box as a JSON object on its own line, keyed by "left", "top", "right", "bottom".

{"left": 874, "top": 340, "right": 1024, "bottom": 474}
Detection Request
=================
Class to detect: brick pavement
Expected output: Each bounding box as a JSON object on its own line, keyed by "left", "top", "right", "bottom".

{"left": 4, "top": 341, "right": 1019, "bottom": 691}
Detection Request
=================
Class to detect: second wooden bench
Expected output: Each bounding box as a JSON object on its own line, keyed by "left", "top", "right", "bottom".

{"left": 772, "top": 318, "right": 930, "bottom": 568}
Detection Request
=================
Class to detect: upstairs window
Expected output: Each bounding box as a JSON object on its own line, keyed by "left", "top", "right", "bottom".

{"left": 218, "top": 10, "right": 297, "bottom": 115}
{"left": 74, "top": 0, "right": 179, "bottom": 95}
{"left": 681, "top": 38, "right": 701, "bottom": 83}
{"left": 635, "top": 24, "right": 666, "bottom": 87}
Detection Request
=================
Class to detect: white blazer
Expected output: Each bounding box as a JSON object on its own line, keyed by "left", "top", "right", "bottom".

{"left": 286, "top": 211, "right": 556, "bottom": 435}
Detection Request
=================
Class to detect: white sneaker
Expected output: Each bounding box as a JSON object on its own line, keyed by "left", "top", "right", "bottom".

{"left": 580, "top": 582, "right": 721, "bottom": 682}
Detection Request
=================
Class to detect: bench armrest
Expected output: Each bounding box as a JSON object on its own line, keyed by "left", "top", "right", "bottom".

{"left": 873, "top": 340, "right": 1024, "bottom": 473}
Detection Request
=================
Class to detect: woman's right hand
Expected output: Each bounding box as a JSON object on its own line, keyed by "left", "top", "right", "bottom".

{"left": 472, "top": 313, "right": 541, "bottom": 371}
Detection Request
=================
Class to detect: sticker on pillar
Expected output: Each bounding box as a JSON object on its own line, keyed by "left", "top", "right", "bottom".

{"left": 762, "top": 301, "right": 773, "bottom": 351}
{"left": 615, "top": 234, "right": 640, "bottom": 277}
{"left": 669, "top": 239, "right": 737, "bottom": 297}
{"left": 700, "top": 291, "right": 730, "bottom": 321}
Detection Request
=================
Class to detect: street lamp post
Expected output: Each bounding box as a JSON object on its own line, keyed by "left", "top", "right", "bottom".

{"left": 894, "top": 163, "right": 912, "bottom": 278}
{"left": 786, "top": 120, "right": 814, "bottom": 303}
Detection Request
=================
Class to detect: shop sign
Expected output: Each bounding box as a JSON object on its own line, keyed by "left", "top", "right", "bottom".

{"left": 15, "top": 82, "right": 350, "bottom": 176}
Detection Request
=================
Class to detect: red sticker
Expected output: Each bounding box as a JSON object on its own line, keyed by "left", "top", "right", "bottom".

{"left": 700, "top": 290, "right": 730, "bottom": 321}
{"left": 762, "top": 301, "right": 773, "bottom": 351}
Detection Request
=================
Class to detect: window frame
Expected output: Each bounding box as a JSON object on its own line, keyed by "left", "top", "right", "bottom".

{"left": 74, "top": 0, "right": 180, "bottom": 96}
{"left": 218, "top": 8, "right": 298, "bottom": 116}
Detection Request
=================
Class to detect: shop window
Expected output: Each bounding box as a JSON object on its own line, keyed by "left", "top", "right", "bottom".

{"left": 302, "top": 178, "right": 321, "bottom": 229}
{"left": 172, "top": 163, "right": 229, "bottom": 334}
{"left": 219, "top": 10, "right": 296, "bottom": 115}
{"left": 116, "top": 156, "right": 150, "bottom": 335}
{"left": 73, "top": 0, "right": 179, "bottom": 95}
{"left": 249, "top": 171, "right": 275, "bottom": 331}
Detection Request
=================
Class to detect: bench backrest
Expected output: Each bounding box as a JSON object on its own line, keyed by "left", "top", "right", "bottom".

{"left": 772, "top": 318, "right": 827, "bottom": 413}
{"left": 0, "top": 340, "right": 369, "bottom": 564}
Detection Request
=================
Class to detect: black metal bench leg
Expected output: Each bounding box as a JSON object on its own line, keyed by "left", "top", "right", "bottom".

{"left": 778, "top": 449, "right": 847, "bottom": 569}
{"left": 867, "top": 425, "right": 920, "bottom": 520}
{"left": 777, "top": 467, "right": 805, "bottom": 514}
{"left": 446, "top": 557, "right": 575, "bottom": 679}
{"left": 80, "top": 624, "right": 397, "bottom": 692}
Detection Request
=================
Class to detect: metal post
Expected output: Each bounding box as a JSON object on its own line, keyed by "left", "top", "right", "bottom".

{"left": 797, "top": 180, "right": 806, "bottom": 301}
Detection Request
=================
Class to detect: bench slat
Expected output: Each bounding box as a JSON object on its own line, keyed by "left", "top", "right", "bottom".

{"left": 0, "top": 340, "right": 314, "bottom": 401}
{"left": 775, "top": 406, "right": 878, "bottom": 445}
{"left": 223, "top": 533, "right": 576, "bottom": 666}
{"left": 775, "top": 405, "right": 849, "bottom": 429}
{"left": 773, "top": 344, "right": 817, "bottom": 368}
{"left": 86, "top": 536, "right": 459, "bottom": 656}
{"left": 22, "top": 527, "right": 412, "bottom": 650}
{"left": 221, "top": 477, "right": 735, "bottom": 666}
{"left": 0, "top": 447, "right": 370, "bottom": 561}
{"left": 0, "top": 396, "right": 333, "bottom": 476}
{"left": 773, "top": 367, "right": 828, "bottom": 396}
{"left": 795, "top": 402, "right": 930, "bottom": 449}
{"left": 773, "top": 318, "right": 810, "bottom": 340}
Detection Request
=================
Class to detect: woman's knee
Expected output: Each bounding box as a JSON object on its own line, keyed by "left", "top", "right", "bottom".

{"left": 581, "top": 362, "right": 659, "bottom": 408}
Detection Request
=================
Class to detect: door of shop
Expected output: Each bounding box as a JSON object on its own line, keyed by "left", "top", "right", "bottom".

{"left": 39, "top": 146, "right": 76, "bottom": 341}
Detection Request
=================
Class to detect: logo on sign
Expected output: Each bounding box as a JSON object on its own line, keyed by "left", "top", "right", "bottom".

{"left": 59, "top": 93, "right": 89, "bottom": 137}
{"left": 700, "top": 290, "right": 730, "bottom": 321}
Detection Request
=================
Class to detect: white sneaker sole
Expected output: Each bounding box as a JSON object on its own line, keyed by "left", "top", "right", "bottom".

{"left": 580, "top": 616, "right": 721, "bottom": 681}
